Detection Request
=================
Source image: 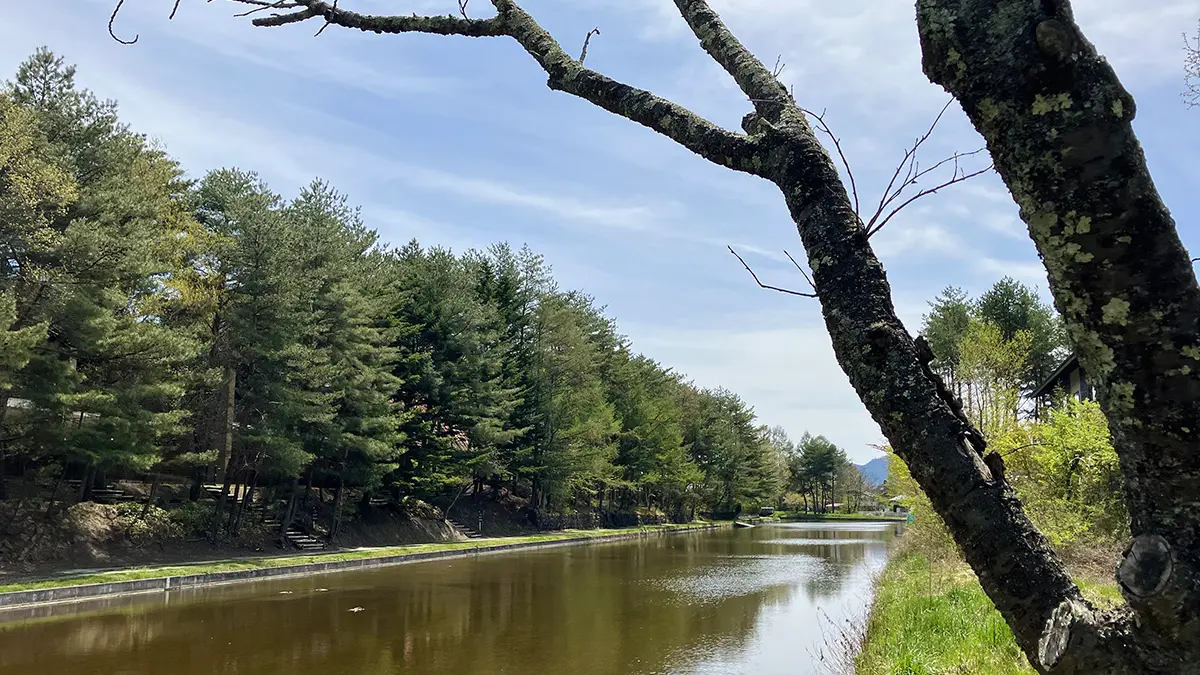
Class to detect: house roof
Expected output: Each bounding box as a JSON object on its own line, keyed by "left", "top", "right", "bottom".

{"left": 1032, "top": 352, "right": 1081, "bottom": 398}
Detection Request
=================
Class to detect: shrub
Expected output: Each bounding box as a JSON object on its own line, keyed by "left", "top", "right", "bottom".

{"left": 168, "top": 500, "right": 215, "bottom": 537}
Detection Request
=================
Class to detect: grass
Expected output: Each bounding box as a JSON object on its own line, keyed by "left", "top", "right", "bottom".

{"left": 0, "top": 522, "right": 719, "bottom": 594}
{"left": 855, "top": 551, "right": 1036, "bottom": 675}
{"left": 854, "top": 551, "right": 1124, "bottom": 675}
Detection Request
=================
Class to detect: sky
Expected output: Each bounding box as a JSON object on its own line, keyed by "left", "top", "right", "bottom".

{"left": 3, "top": 1, "right": 1197, "bottom": 463}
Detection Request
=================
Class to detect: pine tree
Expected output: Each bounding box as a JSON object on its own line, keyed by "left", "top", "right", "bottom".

{"left": 0, "top": 92, "right": 77, "bottom": 494}
{"left": 283, "top": 180, "right": 405, "bottom": 540}
{"left": 193, "top": 168, "right": 312, "bottom": 529}
{"left": 527, "top": 292, "right": 618, "bottom": 510}
{"left": 4, "top": 50, "right": 198, "bottom": 499}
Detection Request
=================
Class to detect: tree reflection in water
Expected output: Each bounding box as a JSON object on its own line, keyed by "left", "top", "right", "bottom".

{"left": 0, "top": 523, "right": 900, "bottom": 675}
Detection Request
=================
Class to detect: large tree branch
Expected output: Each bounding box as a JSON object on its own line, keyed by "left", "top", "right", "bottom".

{"left": 250, "top": 0, "right": 766, "bottom": 175}
{"left": 918, "top": 0, "right": 1200, "bottom": 670}
{"left": 670, "top": 0, "right": 793, "bottom": 121}
{"left": 216, "top": 0, "right": 1157, "bottom": 671}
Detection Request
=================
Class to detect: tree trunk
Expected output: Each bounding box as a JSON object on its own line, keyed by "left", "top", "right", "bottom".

{"left": 281, "top": 479, "right": 300, "bottom": 540}
{"left": 44, "top": 464, "right": 66, "bottom": 518}
{"left": 79, "top": 464, "right": 97, "bottom": 503}
{"left": 917, "top": 1, "right": 1200, "bottom": 670}
{"left": 327, "top": 477, "right": 345, "bottom": 545}
{"left": 232, "top": 471, "right": 258, "bottom": 535}
{"left": 214, "top": 365, "right": 235, "bottom": 483}
{"left": 212, "top": 463, "right": 236, "bottom": 538}
{"left": 140, "top": 472, "right": 161, "bottom": 519}
{"left": 189, "top": 467, "right": 204, "bottom": 501}
{"left": 302, "top": 466, "right": 314, "bottom": 509}
{"left": 0, "top": 395, "right": 9, "bottom": 502}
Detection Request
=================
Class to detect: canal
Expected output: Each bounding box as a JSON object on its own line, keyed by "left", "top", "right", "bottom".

{"left": 0, "top": 521, "right": 902, "bottom": 675}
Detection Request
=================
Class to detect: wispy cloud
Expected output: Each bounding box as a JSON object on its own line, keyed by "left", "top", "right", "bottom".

{"left": 630, "top": 320, "right": 887, "bottom": 461}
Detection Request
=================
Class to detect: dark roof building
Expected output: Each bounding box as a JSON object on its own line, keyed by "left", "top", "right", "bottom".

{"left": 1031, "top": 353, "right": 1095, "bottom": 418}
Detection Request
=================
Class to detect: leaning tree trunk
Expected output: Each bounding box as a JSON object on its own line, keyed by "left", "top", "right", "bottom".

{"left": 917, "top": 1, "right": 1200, "bottom": 671}
{"left": 140, "top": 472, "right": 161, "bottom": 520}
{"left": 229, "top": 0, "right": 1192, "bottom": 672}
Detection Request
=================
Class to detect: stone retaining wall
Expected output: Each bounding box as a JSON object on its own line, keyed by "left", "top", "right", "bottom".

{"left": 531, "top": 511, "right": 673, "bottom": 530}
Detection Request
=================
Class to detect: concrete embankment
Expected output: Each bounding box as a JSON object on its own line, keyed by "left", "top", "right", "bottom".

{"left": 0, "top": 524, "right": 724, "bottom": 611}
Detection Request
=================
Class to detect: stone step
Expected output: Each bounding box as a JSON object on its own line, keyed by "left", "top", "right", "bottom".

{"left": 447, "top": 519, "right": 484, "bottom": 539}
{"left": 283, "top": 524, "right": 327, "bottom": 551}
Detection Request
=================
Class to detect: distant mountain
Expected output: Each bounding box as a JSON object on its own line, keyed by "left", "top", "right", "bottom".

{"left": 856, "top": 456, "right": 889, "bottom": 487}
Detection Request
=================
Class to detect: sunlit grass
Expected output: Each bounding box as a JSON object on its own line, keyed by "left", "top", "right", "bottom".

{"left": 0, "top": 522, "right": 719, "bottom": 594}
{"left": 855, "top": 550, "right": 1125, "bottom": 675}
{"left": 856, "top": 552, "right": 1037, "bottom": 675}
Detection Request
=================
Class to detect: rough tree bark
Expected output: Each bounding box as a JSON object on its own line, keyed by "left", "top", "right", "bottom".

{"left": 165, "top": 0, "right": 1196, "bottom": 671}
{"left": 917, "top": 1, "right": 1199, "bottom": 671}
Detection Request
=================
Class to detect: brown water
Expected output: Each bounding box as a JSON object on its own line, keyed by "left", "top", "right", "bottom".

{"left": 0, "top": 522, "right": 901, "bottom": 675}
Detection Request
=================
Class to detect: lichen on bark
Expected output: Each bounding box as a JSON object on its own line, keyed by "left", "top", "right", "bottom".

{"left": 918, "top": 0, "right": 1200, "bottom": 670}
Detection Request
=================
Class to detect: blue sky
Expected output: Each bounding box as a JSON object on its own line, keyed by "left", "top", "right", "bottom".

{"left": 4, "top": 0, "right": 1197, "bottom": 463}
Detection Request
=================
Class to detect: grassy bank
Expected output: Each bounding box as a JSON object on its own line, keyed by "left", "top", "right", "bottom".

{"left": 0, "top": 522, "right": 718, "bottom": 594}
{"left": 855, "top": 551, "right": 1122, "bottom": 675}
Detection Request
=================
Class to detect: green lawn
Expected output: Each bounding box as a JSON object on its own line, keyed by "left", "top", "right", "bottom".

{"left": 0, "top": 522, "right": 717, "bottom": 594}
{"left": 855, "top": 552, "right": 1123, "bottom": 675}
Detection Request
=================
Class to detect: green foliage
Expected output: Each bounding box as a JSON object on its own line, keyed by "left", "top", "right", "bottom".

{"left": 957, "top": 319, "right": 1030, "bottom": 437}
{"left": 920, "top": 278, "right": 1066, "bottom": 395}
{"left": 884, "top": 445, "right": 958, "bottom": 561}
{"left": 921, "top": 286, "right": 972, "bottom": 373}
{"left": 787, "top": 432, "right": 860, "bottom": 513}
{"left": 1018, "top": 398, "right": 1126, "bottom": 546}
{"left": 169, "top": 500, "right": 216, "bottom": 536}
{"left": 113, "top": 503, "right": 181, "bottom": 544}
{"left": 856, "top": 552, "right": 1036, "bottom": 675}
{"left": 680, "top": 387, "right": 782, "bottom": 513}
{"left": 902, "top": 280, "right": 1127, "bottom": 563}
{"left": 0, "top": 48, "right": 795, "bottom": 533}
{"left": 974, "top": 277, "right": 1066, "bottom": 389}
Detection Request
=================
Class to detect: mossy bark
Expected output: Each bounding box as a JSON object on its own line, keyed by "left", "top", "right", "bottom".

{"left": 918, "top": 1, "right": 1199, "bottom": 672}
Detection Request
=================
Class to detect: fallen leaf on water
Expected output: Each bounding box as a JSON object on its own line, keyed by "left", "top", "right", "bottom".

{"left": 348, "top": 606, "right": 365, "bottom": 612}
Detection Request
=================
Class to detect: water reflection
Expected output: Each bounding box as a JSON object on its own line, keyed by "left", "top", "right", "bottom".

{"left": 0, "top": 522, "right": 900, "bottom": 675}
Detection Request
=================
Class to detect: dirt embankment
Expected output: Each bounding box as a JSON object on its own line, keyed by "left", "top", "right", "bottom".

{"left": 0, "top": 499, "right": 461, "bottom": 582}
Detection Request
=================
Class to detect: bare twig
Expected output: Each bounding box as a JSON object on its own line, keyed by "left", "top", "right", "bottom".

{"left": 772, "top": 55, "right": 785, "bottom": 78}
{"left": 579, "top": 27, "right": 600, "bottom": 65}
{"left": 728, "top": 246, "right": 817, "bottom": 298}
{"left": 169, "top": 0, "right": 184, "bottom": 20}
{"left": 866, "top": 157, "right": 993, "bottom": 237}
{"left": 856, "top": 100, "right": 991, "bottom": 237}
{"left": 314, "top": 0, "right": 339, "bottom": 36}
{"left": 783, "top": 249, "right": 817, "bottom": 294}
{"left": 230, "top": 1, "right": 301, "bottom": 19}
{"left": 108, "top": 0, "right": 139, "bottom": 44}
{"left": 799, "top": 107, "right": 859, "bottom": 218}
{"left": 1185, "top": 21, "right": 1200, "bottom": 108}
{"left": 458, "top": 0, "right": 470, "bottom": 20}
{"left": 1001, "top": 442, "right": 1043, "bottom": 460}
